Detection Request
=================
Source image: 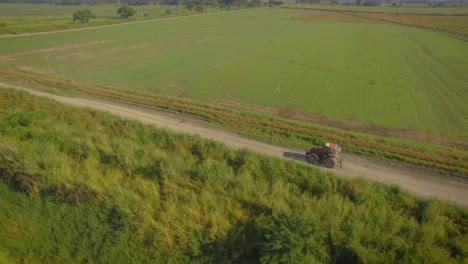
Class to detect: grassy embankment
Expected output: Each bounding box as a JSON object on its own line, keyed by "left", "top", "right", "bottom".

{"left": 1, "top": 88, "right": 467, "bottom": 263}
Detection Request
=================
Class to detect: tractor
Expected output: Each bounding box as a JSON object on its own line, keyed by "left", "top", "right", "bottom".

{"left": 306, "top": 142, "right": 343, "bottom": 168}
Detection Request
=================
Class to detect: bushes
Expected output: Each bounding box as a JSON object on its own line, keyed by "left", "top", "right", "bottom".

{"left": 0, "top": 89, "right": 467, "bottom": 263}
{"left": 0, "top": 110, "right": 46, "bottom": 139}
{"left": 258, "top": 215, "right": 328, "bottom": 264}
{"left": 0, "top": 183, "right": 156, "bottom": 264}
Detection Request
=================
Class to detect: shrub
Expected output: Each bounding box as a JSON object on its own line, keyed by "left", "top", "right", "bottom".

{"left": 1, "top": 111, "right": 46, "bottom": 139}
{"left": 72, "top": 10, "right": 96, "bottom": 24}
{"left": 117, "top": 6, "right": 136, "bottom": 19}
{"left": 258, "top": 215, "right": 328, "bottom": 263}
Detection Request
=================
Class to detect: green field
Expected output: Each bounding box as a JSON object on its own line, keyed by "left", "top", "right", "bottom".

{"left": 287, "top": 4, "right": 468, "bottom": 36}
{"left": 0, "top": 3, "right": 196, "bottom": 34}
{"left": 1, "top": 88, "right": 467, "bottom": 263}
{"left": 1, "top": 8, "right": 467, "bottom": 142}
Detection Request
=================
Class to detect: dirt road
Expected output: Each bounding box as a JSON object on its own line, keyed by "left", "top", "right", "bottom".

{"left": 1, "top": 82, "right": 467, "bottom": 207}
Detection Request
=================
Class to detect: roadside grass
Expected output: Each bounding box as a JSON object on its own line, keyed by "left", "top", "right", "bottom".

{"left": 2, "top": 70, "right": 467, "bottom": 176}
{"left": 1, "top": 8, "right": 467, "bottom": 142}
{"left": 0, "top": 88, "right": 467, "bottom": 263}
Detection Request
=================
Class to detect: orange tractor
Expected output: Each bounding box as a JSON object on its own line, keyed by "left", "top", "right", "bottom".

{"left": 306, "top": 142, "right": 343, "bottom": 168}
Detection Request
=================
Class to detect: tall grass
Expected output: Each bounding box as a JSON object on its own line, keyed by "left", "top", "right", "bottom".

{"left": 0, "top": 88, "right": 467, "bottom": 263}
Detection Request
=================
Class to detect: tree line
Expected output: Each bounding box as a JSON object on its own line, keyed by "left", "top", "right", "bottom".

{"left": 73, "top": 5, "right": 135, "bottom": 23}
{"left": 0, "top": 0, "right": 268, "bottom": 5}
{"left": 296, "top": 0, "right": 468, "bottom": 6}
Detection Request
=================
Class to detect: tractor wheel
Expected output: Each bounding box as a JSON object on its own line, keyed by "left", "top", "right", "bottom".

{"left": 325, "top": 157, "right": 336, "bottom": 168}
{"left": 306, "top": 154, "right": 319, "bottom": 164}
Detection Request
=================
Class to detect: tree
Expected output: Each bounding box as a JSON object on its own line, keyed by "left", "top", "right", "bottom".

{"left": 72, "top": 10, "right": 96, "bottom": 23}
{"left": 185, "top": 1, "right": 195, "bottom": 10}
{"left": 268, "top": 0, "right": 283, "bottom": 5}
{"left": 117, "top": 6, "right": 136, "bottom": 18}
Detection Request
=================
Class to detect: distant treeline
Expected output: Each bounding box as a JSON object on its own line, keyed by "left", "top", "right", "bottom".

{"left": 297, "top": 0, "right": 468, "bottom": 6}
{"left": 1, "top": 0, "right": 466, "bottom": 5}
{"left": 0, "top": 0, "right": 262, "bottom": 5}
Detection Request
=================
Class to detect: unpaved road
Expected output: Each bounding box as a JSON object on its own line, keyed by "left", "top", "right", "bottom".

{"left": 1, "top": 83, "right": 467, "bottom": 207}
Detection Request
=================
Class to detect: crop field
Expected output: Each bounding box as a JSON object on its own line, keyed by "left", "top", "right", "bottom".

{"left": 292, "top": 3, "right": 468, "bottom": 15}
{"left": 355, "top": 12, "right": 468, "bottom": 35}
{"left": 288, "top": 5, "right": 468, "bottom": 36}
{"left": 1, "top": 8, "right": 467, "bottom": 141}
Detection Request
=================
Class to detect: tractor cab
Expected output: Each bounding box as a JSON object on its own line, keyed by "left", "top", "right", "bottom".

{"left": 323, "top": 142, "right": 341, "bottom": 156}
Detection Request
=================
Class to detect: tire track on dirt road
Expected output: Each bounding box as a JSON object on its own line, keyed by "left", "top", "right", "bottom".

{"left": 1, "top": 82, "right": 467, "bottom": 207}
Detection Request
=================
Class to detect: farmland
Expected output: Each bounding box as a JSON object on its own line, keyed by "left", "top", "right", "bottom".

{"left": 289, "top": 4, "right": 468, "bottom": 36}
{"left": 0, "top": 3, "right": 193, "bottom": 35}
{"left": 292, "top": 3, "right": 468, "bottom": 15}
{"left": 1, "top": 8, "right": 467, "bottom": 142}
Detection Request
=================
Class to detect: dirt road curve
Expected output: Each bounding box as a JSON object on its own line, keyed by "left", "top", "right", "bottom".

{"left": 1, "top": 83, "right": 467, "bottom": 207}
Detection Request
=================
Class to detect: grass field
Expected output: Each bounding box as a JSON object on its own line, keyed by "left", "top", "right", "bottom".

{"left": 0, "top": 3, "right": 204, "bottom": 35}
{"left": 1, "top": 8, "right": 467, "bottom": 142}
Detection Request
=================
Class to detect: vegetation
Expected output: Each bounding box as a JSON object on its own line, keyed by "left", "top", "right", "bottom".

{"left": 0, "top": 8, "right": 466, "bottom": 140}
{"left": 0, "top": 4, "right": 161, "bottom": 34}
{"left": 117, "top": 5, "right": 136, "bottom": 18}
{"left": 0, "top": 88, "right": 467, "bottom": 263}
{"left": 2, "top": 68, "right": 468, "bottom": 175}
{"left": 0, "top": 0, "right": 266, "bottom": 5}
{"left": 72, "top": 9, "right": 96, "bottom": 23}
{"left": 0, "top": 5, "right": 466, "bottom": 174}
{"left": 288, "top": 4, "right": 468, "bottom": 36}
{"left": 0, "top": 2, "right": 467, "bottom": 35}
{"left": 291, "top": 3, "right": 468, "bottom": 14}
{"left": 0, "top": 3, "right": 239, "bottom": 35}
